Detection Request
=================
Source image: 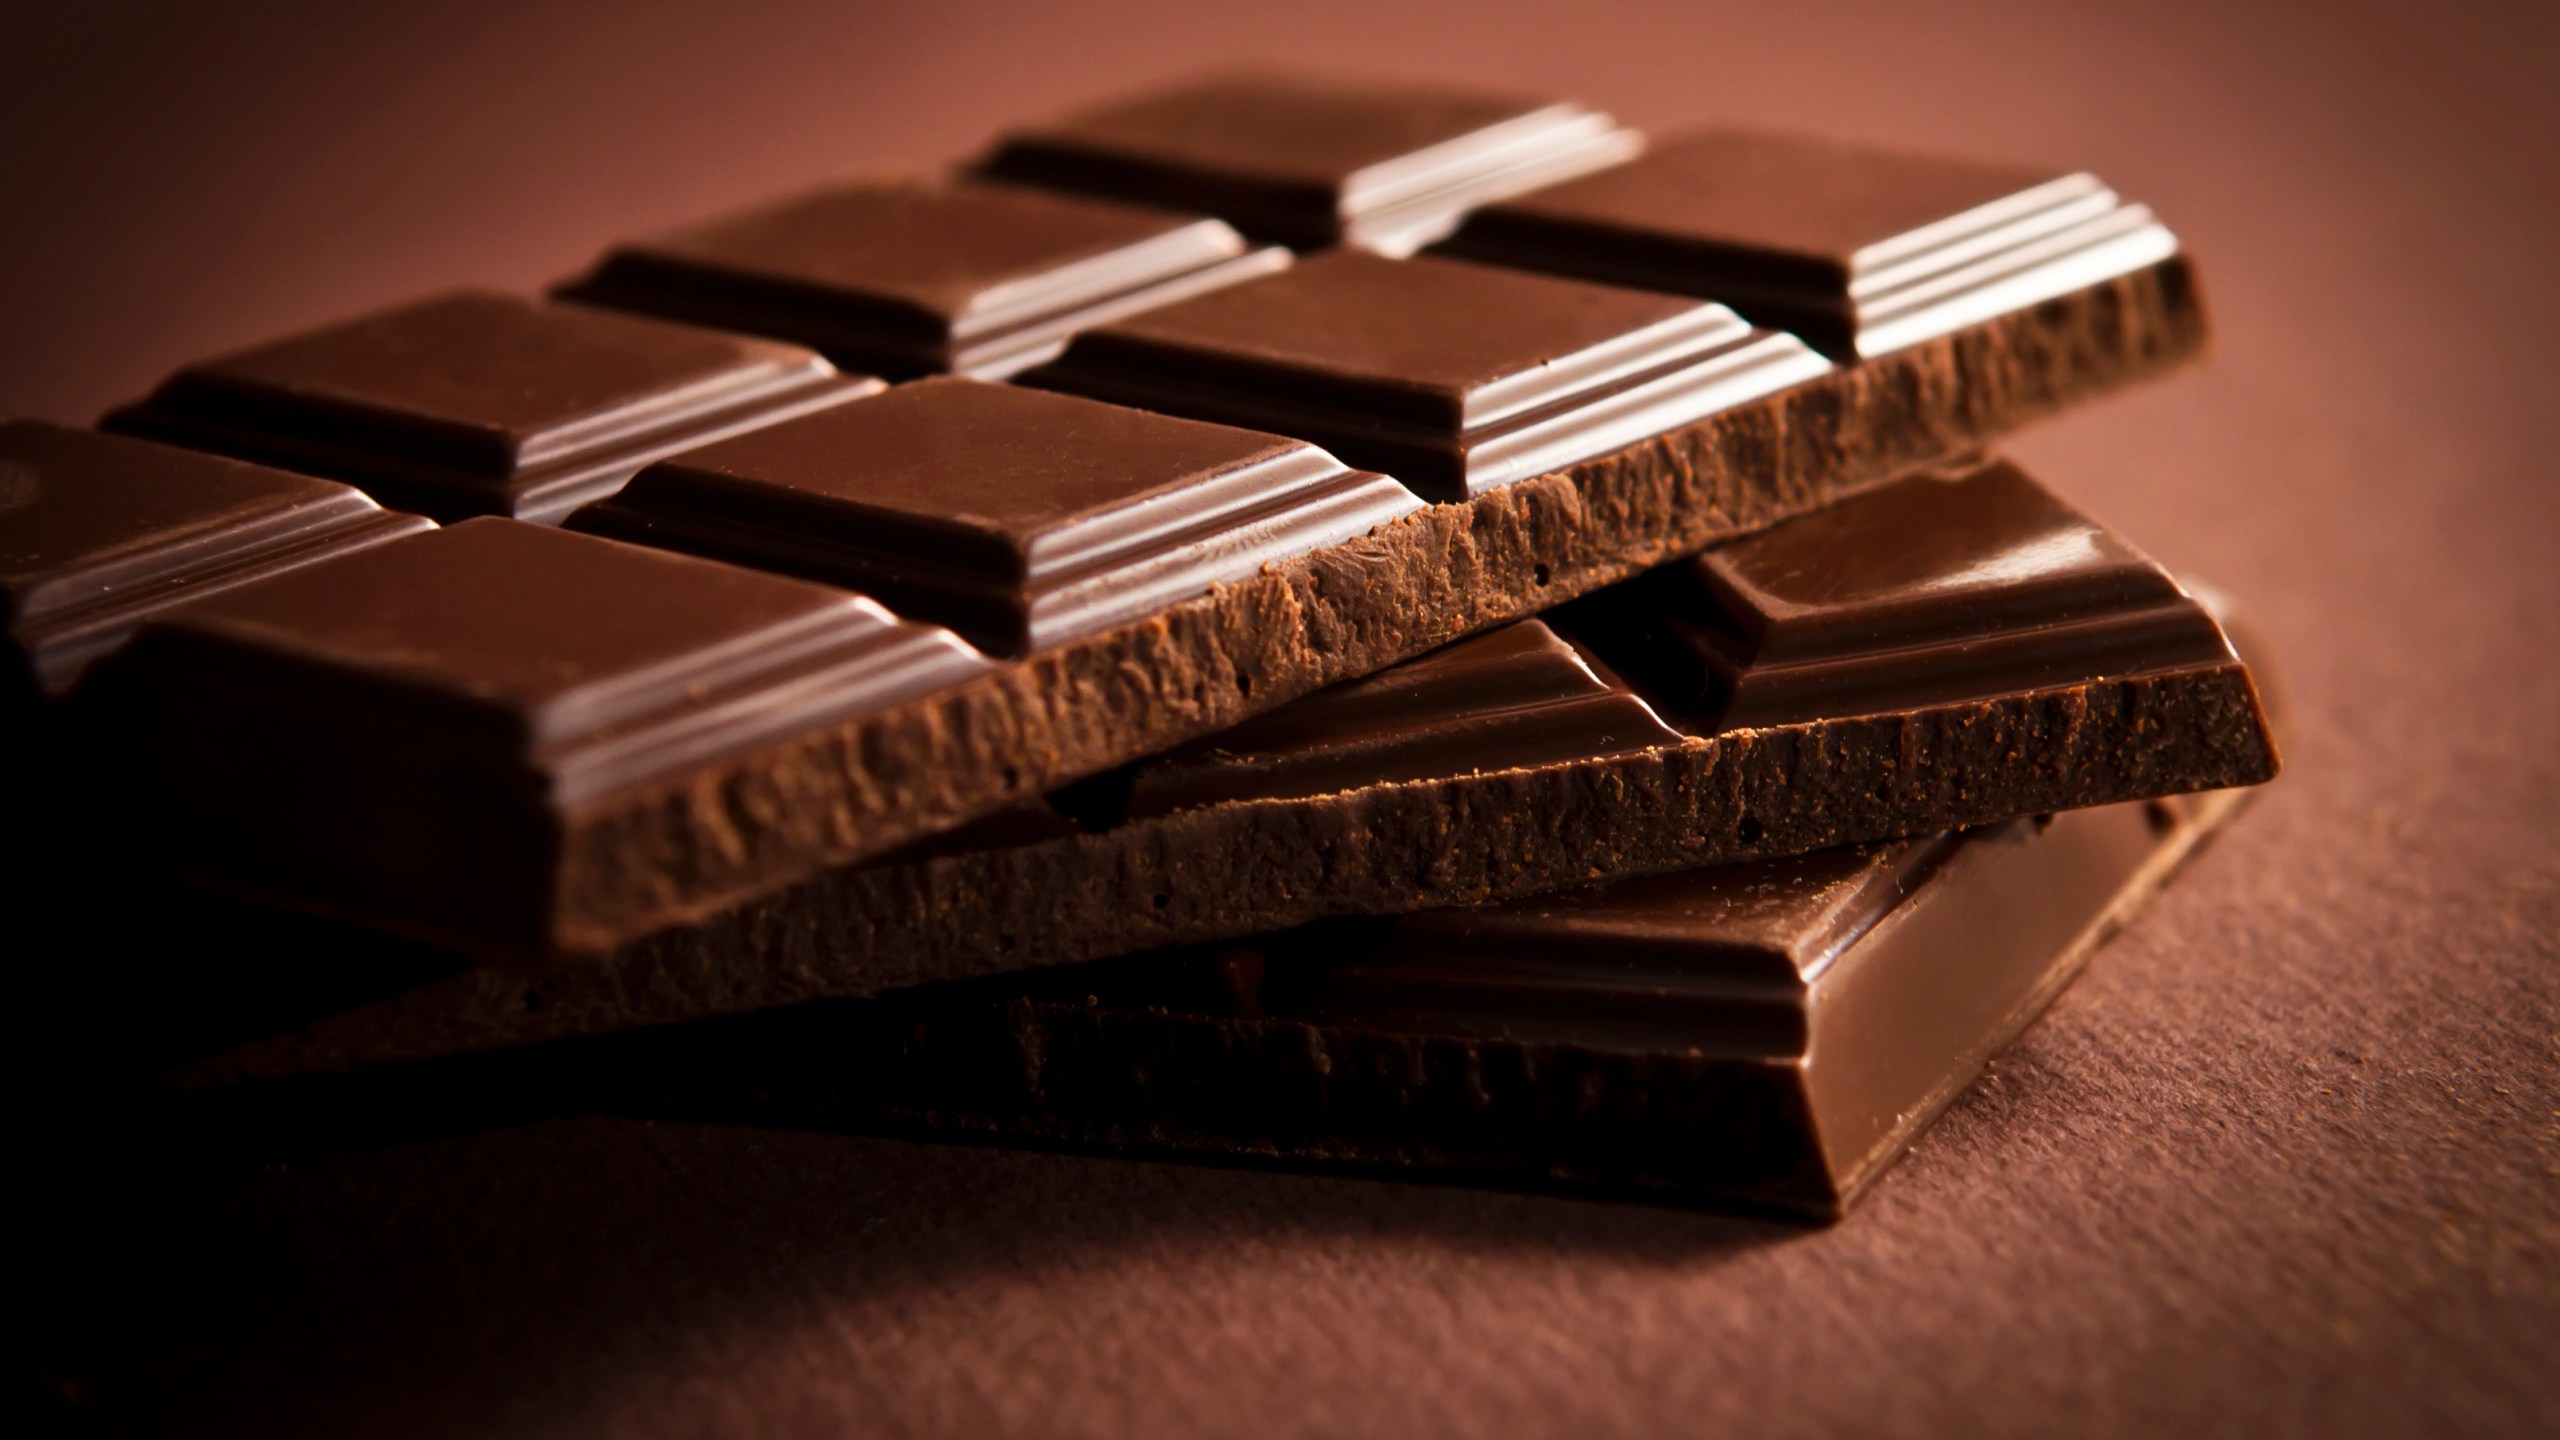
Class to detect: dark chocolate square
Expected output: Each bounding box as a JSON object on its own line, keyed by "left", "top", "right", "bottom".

{"left": 103, "top": 291, "right": 880, "bottom": 522}
{"left": 0, "top": 420, "right": 428, "bottom": 698}
{"left": 557, "top": 176, "right": 1287, "bottom": 380}
{"left": 1556, "top": 460, "right": 2238, "bottom": 729}
{"left": 76, "top": 520, "right": 987, "bottom": 945}
{"left": 979, "top": 71, "right": 1637, "bottom": 254}
{"left": 1021, "top": 250, "right": 1829, "bottom": 501}
{"left": 572, "top": 376, "right": 1424, "bottom": 655}
{"left": 1436, "top": 130, "right": 2180, "bottom": 359}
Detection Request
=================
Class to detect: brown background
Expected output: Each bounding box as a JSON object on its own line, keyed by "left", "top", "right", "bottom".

{"left": 6, "top": 0, "right": 2557, "bottom": 1435}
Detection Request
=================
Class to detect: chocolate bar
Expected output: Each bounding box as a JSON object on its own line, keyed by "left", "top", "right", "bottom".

{"left": 67, "top": 108, "right": 2212, "bottom": 958}
{"left": 554, "top": 174, "right": 1289, "bottom": 379}
{"left": 679, "top": 783, "right": 2250, "bottom": 1220}
{"left": 977, "top": 71, "right": 1641, "bottom": 255}
{"left": 152, "top": 460, "right": 2273, "bottom": 1086}
{"left": 102, "top": 291, "right": 882, "bottom": 522}
{"left": 1434, "top": 130, "right": 2185, "bottom": 360}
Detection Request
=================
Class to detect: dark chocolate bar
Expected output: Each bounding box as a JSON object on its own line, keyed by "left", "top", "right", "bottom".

{"left": 1020, "top": 250, "right": 1831, "bottom": 502}
{"left": 554, "top": 175, "right": 1289, "bottom": 379}
{"left": 681, "top": 783, "right": 2249, "bottom": 1219}
{"left": 978, "top": 71, "right": 1640, "bottom": 254}
{"left": 1434, "top": 130, "right": 2183, "bottom": 360}
{"left": 71, "top": 112, "right": 2214, "bottom": 958}
{"left": 155, "top": 460, "right": 2274, "bottom": 1085}
{"left": 102, "top": 291, "right": 882, "bottom": 522}
{"left": 1, "top": 421, "right": 429, "bottom": 707}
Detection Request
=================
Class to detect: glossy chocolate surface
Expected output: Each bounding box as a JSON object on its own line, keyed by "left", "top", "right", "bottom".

{"left": 1557, "top": 460, "right": 2238, "bottom": 730}
{"left": 556, "top": 176, "right": 1288, "bottom": 379}
{"left": 1023, "top": 251, "right": 1830, "bottom": 500}
{"left": 117, "top": 519, "right": 987, "bottom": 798}
{"left": 979, "top": 71, "right": 1639, "bottom": 254}
{"left": 1120, "top": 620, "right": 1681, "bottom": 817}
{"left": 103, "top": 292, "right": 880, "bottom": 522}
{"left": 1437, "top": 130, "right": 2180, "bottom": 358}
{"left": 572, "top": 377, "right": 1422, "bottom": 655}
{"left": 0, "top": 420, "right": 429, "bottom": 698}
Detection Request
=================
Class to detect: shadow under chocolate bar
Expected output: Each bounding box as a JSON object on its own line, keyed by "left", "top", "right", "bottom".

{"left": 665, "top": 784, "right": 2252, "bottom": 1221}
{"left": 142, "top": 459, "right": 2275, "bottom": 1089}
{"left": 47, "top": 86, "right": 2208, "bottom": 960}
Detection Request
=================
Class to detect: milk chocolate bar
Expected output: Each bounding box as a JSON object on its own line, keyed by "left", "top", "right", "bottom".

{"left": 102, "top": 292, "right": 882, "bottom": 522}
{"left": 978, "top": 71, "right": 1641, "bottom": 255}
{"left": 154, "top": 460, "right": 2274, "bottom": 1086}
{"left": 554, "top": 174, "right": 1290, "bottom": 379}
{"left": 683, "top": 785, "right": 2249, "bottom": 1219}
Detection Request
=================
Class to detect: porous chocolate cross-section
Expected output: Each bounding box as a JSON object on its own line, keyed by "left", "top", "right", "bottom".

{"left": 104, "top": 291, "right": 880, "bottom": 522}
{"left": 1022, "top": 250, "right": 1831, "bottom": 501}
{"left": 571, "top": 377, "right": 1423, "bottom": 656}
{"left": 556, "top": 176, "right": 1287, "bottom": 379}
{"left": 1436, "top": 130, "right": 2180, "bottom": 360}
{"left": 979, "top": 71, "right": 1638, "bottom": 255}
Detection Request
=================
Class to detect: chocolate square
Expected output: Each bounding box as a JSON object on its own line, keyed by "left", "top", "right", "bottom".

{"left": 980, "top": 71, "right": 1637, "bottom": 254}
{"left": 1021, "top": 251, "right": 1830, "bottom": 501}
{"left": 1557, "top": 460, "right": 2239, "bottom": 729}
{"left": 75, "top": 519, "right": 987, "bottom": 948}
{"left": 104, "top": 291, "right": 879, "bottom": 522}
{"left": 1437, "top": 130, "right": 2180, "bottom": 359}
{"left": 572, "top": 376, "right": 1424, "bottom": 655}
{"left": 0, "top": 420, "right": 428, "bottom": 699}
{"left": 557, "top": 176, "right": 1287, "bottom": 379}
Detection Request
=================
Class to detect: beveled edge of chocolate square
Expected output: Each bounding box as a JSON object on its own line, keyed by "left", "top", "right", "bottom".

{"left": 101, "top": 292, "right": 885, "bottom": 523}
{"left": 556, "top": 176, "right": 1294, "bottom": 380}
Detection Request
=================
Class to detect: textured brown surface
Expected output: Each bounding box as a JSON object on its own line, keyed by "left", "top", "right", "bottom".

{"left": 3, "top": 3, "right": 2555, "bottom": 1439}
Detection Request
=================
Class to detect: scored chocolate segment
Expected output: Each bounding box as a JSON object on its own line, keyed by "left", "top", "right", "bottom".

{"left": 1556, "top": 460, "right": 2241, "bottom": 731}
{"left": 1119, "top": 620, "right": 1681, "bottom": 818}
{"left": 102, "top": 291, "right": 881, "bottom": 523}
{"left": 1435, "top": 130, "right": 2181, "bottom": 360}
{"left": 1020, "top": 250, "right": 1832, "bottom": 502}
{"left": 570, "top": 377, "right": 1424, "bottom": 656}
{"left": 555, "top": 176, "right": 1290, "bottom": 380}
{"left": 71, "top": 519, "right": 989, "bottom": 950}
{"left": 687, "top": 785, "right": 2247, "bottom": 1218}
{"left": 0, "top": 421, "right": 430, "bottom": 701}
{"left": 978, "top": 70, "right": 1639, "bottom": 255}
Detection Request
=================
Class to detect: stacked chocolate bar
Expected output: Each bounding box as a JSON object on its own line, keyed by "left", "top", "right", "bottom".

{"left": 2, "top": 72, "right": 2275, "bottom": 1218}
